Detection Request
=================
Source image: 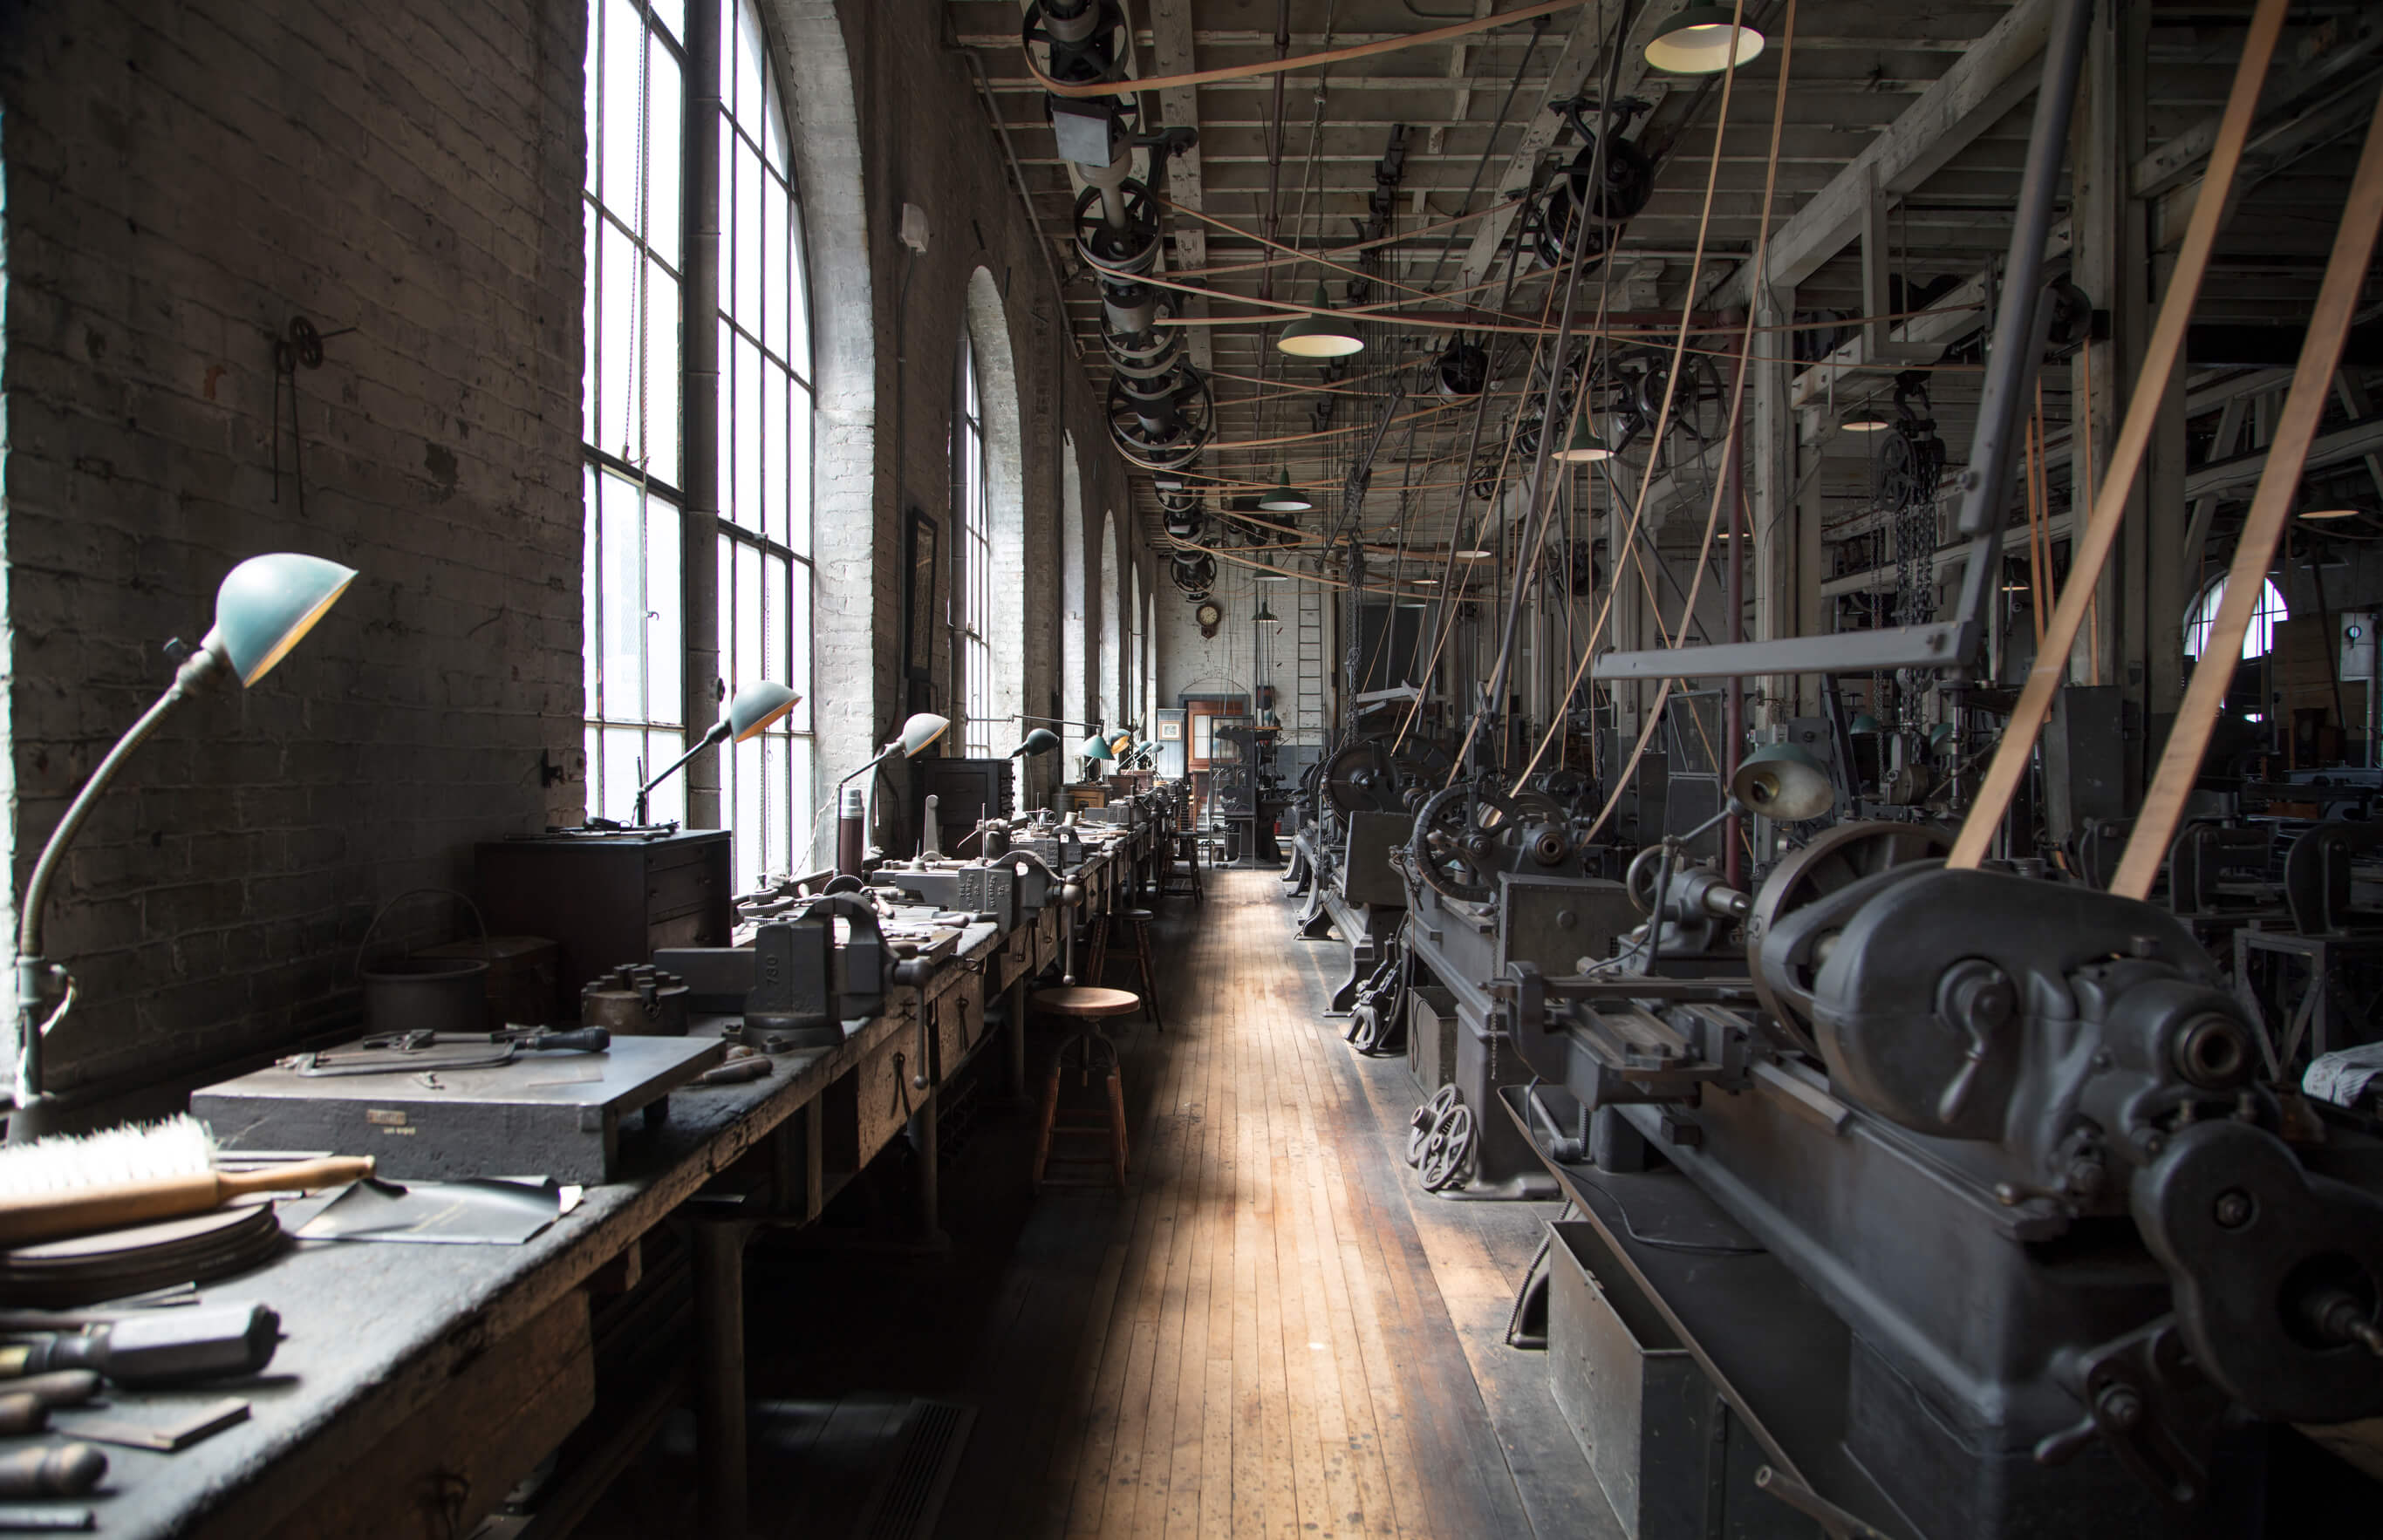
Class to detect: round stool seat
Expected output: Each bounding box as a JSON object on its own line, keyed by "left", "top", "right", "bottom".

{"left": 1031, "top": 986, "right": 1143, "bottom": 1019}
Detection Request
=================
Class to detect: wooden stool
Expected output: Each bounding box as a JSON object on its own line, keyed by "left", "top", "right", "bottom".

{"left": 1086, "top": 909, "right": 1162, "bottom": 1030}
{"left": 1030, "top": 986, "right": 1142, "bottom": 1194}
{"left": 1161, "top": 828, "right": 1205, "bottom": 903}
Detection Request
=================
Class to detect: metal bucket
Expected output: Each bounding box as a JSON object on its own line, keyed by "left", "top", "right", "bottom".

{"left": 362, "top": 957, "right": 489, "bottom": 1039}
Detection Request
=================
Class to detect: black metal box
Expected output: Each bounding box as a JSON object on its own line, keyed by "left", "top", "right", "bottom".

{"left": 477, "top": 830, "right": 734, "bottom": 1015}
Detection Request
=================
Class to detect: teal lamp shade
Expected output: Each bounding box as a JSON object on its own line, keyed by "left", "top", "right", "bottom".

{"left": 1848, "top": 712, "right": 1882, "bottom": 734}
{"left": 1729, "top": 742, "right": 1835, "bottom": 821}
{"left": 725, "top": 681, "right": 802, "bottom": 741}
{"left": 1013, "top": 727, "right": 1062, "bottom": 759}
{"left": 1277, "top": 286, "right": 1364, "bottom": 359}
{"left": 1081, "top": 733, "right": 1116, "bottom": 762}
{"left": 1928, "top": 723, "right": 1956, "bottom": 752}
{"left": 898, "top": 712, "right": 951, "bottom": 758}
{"left": 212, "top": 553, "right": 358, "bottom": 685}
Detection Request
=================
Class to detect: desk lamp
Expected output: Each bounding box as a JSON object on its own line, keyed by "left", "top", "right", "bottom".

{"left": 631, "top": 680, "right": 801, "bottom": 826}
{"left": 834, "top": 712, "right": 950, "bottom": 875}
{"left": 15, "top": 553, "right": 358, "bottom": 1124}
{"left": 1010, "top": 728, "right": 1061, "bottom": 760}
{"left": 1079, "top": 731, "right": 1116, "bottom": 781}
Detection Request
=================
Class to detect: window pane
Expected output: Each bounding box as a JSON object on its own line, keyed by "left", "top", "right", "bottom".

{"left": 582, "top": 204, "right": 600, "bottom": 446}
{"left": 736, "top": 539, "right": 763, "bottom": 706}
{"left": 645, "top": 497, "right": 683, "bottom": 725}
{"left": 651, "top": 0, "right": 684, "bottom": 42}
{"left": 599, "top": 473, "right": 645, "bottom": 719}
{"left": 601, "top": 0, "right": 644, "bottom": 223}
{"left": 644, "top": 257, "right": 679, "bottom": 483}
{"left": 735, "top": 140, "right": 762, "bottom": 328}
{"left": 786, "top": 564, "right": 812, "bottom": 733}
{"left": 716, "top": 112, "right": 736, "bottom": 291}
{"left": 645, "top": 33, "right": 683, "bottom": 269}
{"left": 716, "top": 317, "right": 736, "bottom": 523}
{"left": 583, "top": 466, "right": 601, "bottom": 720}
{"left": 786, "top": 384, "right": 812, "bottom": 561}
{"left": 763, "top": 733, "right": 790, "bottom": 876}
{"left": 764, "top": 188, "right": 789, "bottom": 361}
{"left": 786, "top": 199, "right": 811, "bottom": 383}
{"left": 763, "top": 365, "right": 788, "bottom": 544}
{"left": 734, "top": 0, "right": 764, "bottom": 129}
{"left": 737, "top": 336, "right": 762, "bottom": 538}
{"left": 584, "top": 0, "right": 603, "bottom": 199}
{"left": 762, "top": 62, "right": 789, "bottom": 174}
{"left": 764, "top": 548, "right": 789, "bottom": 686}
{"left": 597, "top": 218, "right": 638, "bottom": 460}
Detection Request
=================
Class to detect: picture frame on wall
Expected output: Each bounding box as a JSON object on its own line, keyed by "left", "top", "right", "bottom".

{"left": 904, "top": 508, "right": 939, "bottom": 684}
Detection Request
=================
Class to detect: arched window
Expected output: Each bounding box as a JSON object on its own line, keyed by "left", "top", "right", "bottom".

{"left": 1062, "top": 438, "right": 1087, "bottom": 736}
{"left": 955, "top": 329, "right": 992, "bottom": 754}
{"left": 2184, "top": 575, "right": 2287, "bottom": 662}
{"left": 584, "top": 0, "right": 816, "bottom": 882}
{"left": 1100, "top": 516, "right": 1122, "bottom": 727}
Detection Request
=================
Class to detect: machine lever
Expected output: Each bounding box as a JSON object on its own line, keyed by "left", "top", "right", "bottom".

{"left": 1751, "top": 1467, "right": 1891, "bottom": 1540}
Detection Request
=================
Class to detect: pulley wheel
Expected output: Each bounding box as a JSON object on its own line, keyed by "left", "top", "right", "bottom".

{"left": 1746, "top": 821, "right": 1954, "bottom": 1052}
{"left": 1408, "top": 1085, "right": 1459, "bottom": 1167}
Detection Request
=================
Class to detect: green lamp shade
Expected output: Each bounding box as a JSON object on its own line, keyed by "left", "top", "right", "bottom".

{"left": 1553, "top": 409, "right": 1612, "bottom": 463}
{"left": 1729, "top": 742, "right": 1835, "bottom": 821}
{"left": 1082, "top": 733, "right": 1116, "bottom": 762}
{"left": 1014, "top": 727, "right": 1062, "bottom": 758}
{"left": 1644, "top": 5, "right": 1765, "bottom": 74}
{"left": 1277, "top": 287, "right": 1364, "bottom": 359}
{"left": 1928, "top": 723, "right": 1956, "bottom": 751}
{"left": 898, "top": 712, "right": 951, "bottom": 758}
{"left": 1848, "top": 712, "right": 1882, "bottom": 734}
{"left": 1258, "top": 473, "right": 1314, "bottom": 513}
{"left": 214, "top": 552, "right": 358, "bottom": 685}
{"left": 726, "top": 680, "right": 802, "bottom": 741}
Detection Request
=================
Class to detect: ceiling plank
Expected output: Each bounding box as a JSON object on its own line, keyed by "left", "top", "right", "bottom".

{"left": 1707, "top": 0, "right": 2050, "bottom": 311}
{"left": 1145, "top": 0, "right": 1215, "bottom": 376}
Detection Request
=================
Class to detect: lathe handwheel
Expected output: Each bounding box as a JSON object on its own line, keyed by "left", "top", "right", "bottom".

{"left": 1407, "top": 1085, "right": 1459, "bottom": 1167}
{"left": 1419, "top": 1103, "right": 1475, "bottom": 1192}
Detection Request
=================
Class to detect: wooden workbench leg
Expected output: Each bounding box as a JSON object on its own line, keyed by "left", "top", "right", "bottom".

{"left": 911, "top": 1091, "right": 946, "bottom": 1248}
{"left": 1007, "top": 976, "right": 1029, "bottom": 1104}
{"left": 692, "top": 1218, "right": 754, "bottom": 1538}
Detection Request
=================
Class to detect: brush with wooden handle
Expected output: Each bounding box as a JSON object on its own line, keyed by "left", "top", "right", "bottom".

{"left": 0, "top": 1115, "right": 372, "bottom": 1248}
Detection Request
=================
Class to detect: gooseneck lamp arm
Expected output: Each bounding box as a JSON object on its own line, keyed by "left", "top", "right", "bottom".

{"left": 634, "top": 720, "right": 729, "bottom": 827}
{"left": 16, "top": 552, "right": 357, "bottom": 1110}
{"left": 15, "top": 644, "right": 223, "bottom": 1100}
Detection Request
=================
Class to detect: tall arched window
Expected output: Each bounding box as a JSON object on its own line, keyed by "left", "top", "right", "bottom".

{"left": 1062, "top": 438, "right": 1087, "bottom": 736}
{"left": 955, "top": 330, "right": 993, "bottom": 754}
{"left": 1100, "top": 516, "right": 1122, "bottom": 727}
{"left": 584, "top": 0, "right": 816, "bottom": 882}
{"left": 2184, "top": 575, "right": 2287, "bottom": 662}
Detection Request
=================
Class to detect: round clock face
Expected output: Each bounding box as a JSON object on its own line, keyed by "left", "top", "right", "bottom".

{"left": 1196, "top": 602, "right": 1222, "bottom": 626}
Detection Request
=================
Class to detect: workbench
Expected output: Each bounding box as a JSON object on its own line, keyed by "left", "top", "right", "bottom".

{"left": 38, "top": 836, "right": 1139, "bottom": 1539}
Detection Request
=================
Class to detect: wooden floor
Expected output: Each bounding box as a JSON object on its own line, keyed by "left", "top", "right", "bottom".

{"left": 578, "top": 865, "right": 1609, "bottom": 1538}
{"left": 939, "top": 868, "right": 1605, "bottom": 1539}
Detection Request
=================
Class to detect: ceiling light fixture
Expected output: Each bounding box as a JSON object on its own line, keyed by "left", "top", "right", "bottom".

{"left": 1840, "top": 405, "right": 1893, "bottom": 433}
{"left": 1276, "top": 285, "right": 1365, "bottom": 359}
{"left": 1553, "top": 408, "right": 1612, "bottom": 463}
{"left": 1257, "top": 472, "right": 1314, "bottom": 513}
{"left": 1643, "top": 5, "right": 1765, "bottom": 75}
{"left": 1455, "top": 549, "right": 1492, "bottom": 560}
{"left": 2300, "top": 507, "right": 2362, "bottom": 521}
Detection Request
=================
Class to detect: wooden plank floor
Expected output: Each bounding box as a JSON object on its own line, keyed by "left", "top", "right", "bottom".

{"left": 940, "top": 868, "right": 1601, "bottom": 1539}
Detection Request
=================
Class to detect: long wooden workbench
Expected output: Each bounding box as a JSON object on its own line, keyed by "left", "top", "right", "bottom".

{"left": 34, "top": 826, "right": 1154, "bottom": 1538}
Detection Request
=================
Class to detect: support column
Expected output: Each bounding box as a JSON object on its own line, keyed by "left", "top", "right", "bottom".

{"left": 2070, "top": 0, "right": 2154, "bottom": 788}
{"left": 1750, "top": 281, "right": 1798, "bottom": 720}
{"left": 681, "top": 0, "right": 724, "bottom": 825}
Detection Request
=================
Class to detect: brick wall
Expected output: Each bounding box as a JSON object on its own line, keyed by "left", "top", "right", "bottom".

{"left": 0, "top": 0, "right": 587, "bottom": 1094}
{"left": 0, "top": 0, "right": 1163, "bottom": 1101}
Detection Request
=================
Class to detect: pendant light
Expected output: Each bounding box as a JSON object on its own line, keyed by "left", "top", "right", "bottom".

{"left": 1258, "top": 473, "right": 1314, "bottom": 513}
{"left": 1276, "top": 285, "right": 1364, "bottom": 358}
{"left": 1553, "top": 407, "right": 1612, "bottom": 463}
{"left": 1643, "top": 5, "right": 1765, "bottom": 75}
{"left": 1840, "top": 403, "right": 1893, "bottom": 433}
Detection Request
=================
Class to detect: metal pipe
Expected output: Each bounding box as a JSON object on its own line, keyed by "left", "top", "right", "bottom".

{"left": 1723, "top": 352, "right": 1747, "bottom": 889}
